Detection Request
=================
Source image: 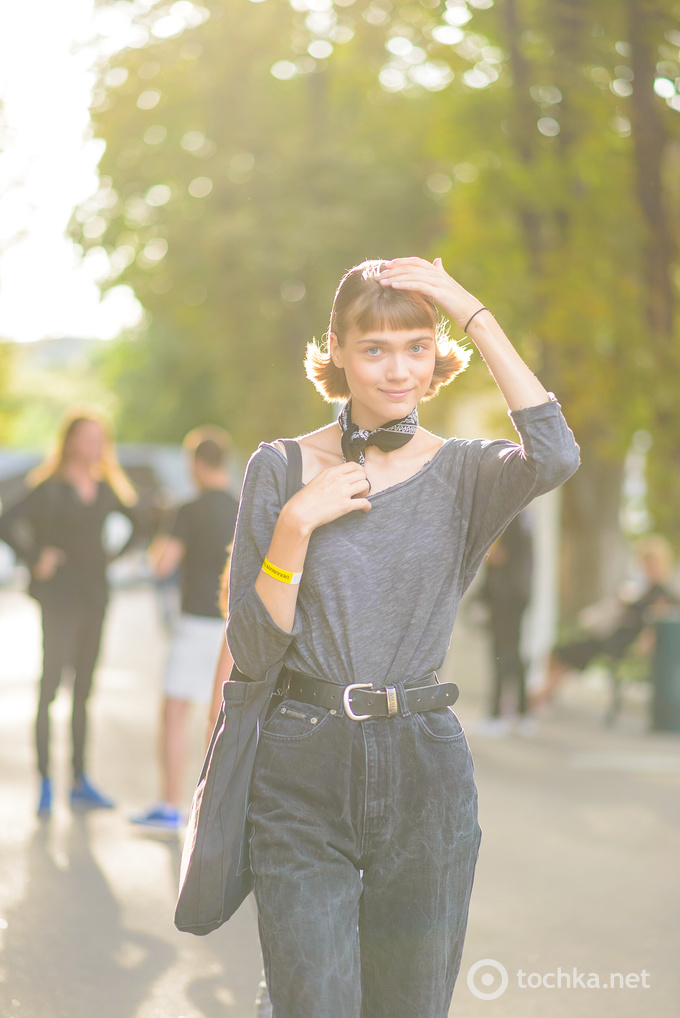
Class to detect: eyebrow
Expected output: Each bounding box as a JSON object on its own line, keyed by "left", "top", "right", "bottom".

{"left": 355, "top": 335, "right": 434, "bottom": 346}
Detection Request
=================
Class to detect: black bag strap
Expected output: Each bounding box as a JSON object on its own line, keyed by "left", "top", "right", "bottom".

{"left": 227, "top": 439, "right": 302, "bottom": 686}
{"left": 280, "top": 439, "right": 303, "bottom": 501}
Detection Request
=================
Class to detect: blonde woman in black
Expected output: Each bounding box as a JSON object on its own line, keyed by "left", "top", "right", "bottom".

{"left": 0, "top": 410, "right": 139, "bottom": 816}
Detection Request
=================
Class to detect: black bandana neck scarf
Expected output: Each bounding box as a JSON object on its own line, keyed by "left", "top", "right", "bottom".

{"left": 337, "top": 399, "right": 419, "bottom": 465}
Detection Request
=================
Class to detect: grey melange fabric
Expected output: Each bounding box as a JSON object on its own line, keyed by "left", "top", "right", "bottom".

{"left": 226, "top": 398, "right": 580, "bottom": 688}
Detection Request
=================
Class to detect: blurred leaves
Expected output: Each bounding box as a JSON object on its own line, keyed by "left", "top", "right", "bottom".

{"left": 76, "top": 0, "right": 679, "bottom": 542}
{"left": 0, "top": 342, "right": 18, "bottom": 444}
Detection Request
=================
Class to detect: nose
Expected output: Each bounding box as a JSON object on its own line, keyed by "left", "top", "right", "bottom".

{"left": 384, "top": 354, "right": 410, "bottom": 382}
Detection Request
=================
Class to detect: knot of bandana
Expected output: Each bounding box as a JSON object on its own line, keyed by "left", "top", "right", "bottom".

{"left": 337, "top": 399, "right": 419, "bottom": 465}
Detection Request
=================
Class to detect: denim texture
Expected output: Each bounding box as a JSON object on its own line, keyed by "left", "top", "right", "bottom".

{"left": 248, "top": 683, "right": 481, "bottom": 1018}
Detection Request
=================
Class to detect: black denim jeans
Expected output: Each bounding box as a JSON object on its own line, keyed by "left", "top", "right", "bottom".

{"left": 248, "top": 679, "right": 482, "bottom": 1018}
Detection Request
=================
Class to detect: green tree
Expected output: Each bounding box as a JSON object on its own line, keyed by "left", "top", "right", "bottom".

{"left": 82, "top": 0, "right": 444, "bottom": 447}
{"left": 0, "top": 341, "right": 17, "bottom": 444}
{"left": 340, "top": 0, "right": 679, "bottom": 604}
{"left": 80, "top": 0, "right": 679, "bottom": 610}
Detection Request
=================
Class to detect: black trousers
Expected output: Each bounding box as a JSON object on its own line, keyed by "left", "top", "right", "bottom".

{"left": 37, "top": 600, "right": 106, "bottom": 779}
{"left": 488, "top": 601, "right": 527, "bottom": 717}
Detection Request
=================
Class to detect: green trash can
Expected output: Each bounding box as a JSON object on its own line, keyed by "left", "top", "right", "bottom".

{"left": 651, "top": 617, "right": 680, "bottom": 732}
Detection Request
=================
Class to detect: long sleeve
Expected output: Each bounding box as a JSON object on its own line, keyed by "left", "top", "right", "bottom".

{"left": 226, "top": 445, "right": 303, "bottom": 681}
{"left": 0, "top": 484, "right": 47, "bottom": 567}
{"left": 460, "top": 398, "right": 580, "bottom": 581}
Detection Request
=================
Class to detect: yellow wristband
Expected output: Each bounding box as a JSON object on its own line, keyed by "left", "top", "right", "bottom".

{"left": 262, "top": 557, "right": 303, "bottom": 585}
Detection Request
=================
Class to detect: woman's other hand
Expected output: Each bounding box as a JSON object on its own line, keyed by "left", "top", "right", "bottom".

{"left": 32, "top": 546, "right": 66, "bottom": 582}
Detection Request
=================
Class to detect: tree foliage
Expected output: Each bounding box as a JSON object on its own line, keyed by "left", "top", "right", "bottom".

{"left": 0, "top": 342, "right": 18, "bottom": 444}
{"left": 77, "top": 0, "right": 680, "bottom": 598}
{"left": 82, "top": 0, "right": 446, "bottom": 445}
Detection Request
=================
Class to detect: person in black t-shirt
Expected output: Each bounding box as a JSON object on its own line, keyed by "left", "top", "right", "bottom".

{"left": 0, "top": 410, "right": 140, "bottom": 816}
{"left": 131, "top": 427, "right": 238, "bottom": 831}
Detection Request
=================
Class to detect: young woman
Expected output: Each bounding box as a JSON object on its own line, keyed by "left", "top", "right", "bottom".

{"left": 225, "top": 256, "right": 580, "bottom": 1018}
{"left": 0, "top": 410, "right": 139, "bottom": 816}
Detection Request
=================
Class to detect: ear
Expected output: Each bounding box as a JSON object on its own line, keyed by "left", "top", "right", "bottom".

{"left": 328, "top": 332, "right": 344, "bottom": 369}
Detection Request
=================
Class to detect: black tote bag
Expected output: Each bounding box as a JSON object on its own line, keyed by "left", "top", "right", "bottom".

{"left": 174, "top": 438, "right": 302, "bottom": 935}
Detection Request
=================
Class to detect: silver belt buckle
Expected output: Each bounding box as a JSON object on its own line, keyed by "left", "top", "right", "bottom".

{"left": 384, "top": 686, "right": 398, "bottom": 717}
{"left": 342, "top": 682, "right": 373, "bottom": 721}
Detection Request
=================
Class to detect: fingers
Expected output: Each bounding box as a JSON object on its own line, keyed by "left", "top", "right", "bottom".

{"left": 378, "top": 258, "right": 449, "bottom": 292}
{"left": 330, "top": 462, "right": 369, "bottom": 488}
{"left": 341, "top": 497, "right": 372, "bottom": 516}
{"left": 380, "top": 264, "right": 443, "bottom": 282}
{"left": 381, "top": 256, "right": 435, "bottom": 271}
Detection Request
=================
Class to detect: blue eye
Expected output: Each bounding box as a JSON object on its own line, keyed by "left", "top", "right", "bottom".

{"left": 366, "top": 347, "right": 381, "bottom": 355}
{"left": 411, "top": 344, "right": 424, "bottom": 353}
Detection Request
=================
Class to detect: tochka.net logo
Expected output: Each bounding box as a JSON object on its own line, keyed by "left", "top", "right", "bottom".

{"left": 467, "top": 959, "right": 651, "bottom": 1001}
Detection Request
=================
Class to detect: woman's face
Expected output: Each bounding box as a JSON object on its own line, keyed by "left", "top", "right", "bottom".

{"left": 65, "top": 420, "right": 105, "bottom": 466}
{"left": 330, "top": 325, "right": 436, "bottom": 430}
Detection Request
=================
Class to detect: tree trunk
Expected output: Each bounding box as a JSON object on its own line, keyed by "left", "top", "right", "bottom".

{"left": 627, "top": 0, "right": 679, "bottom": 539}
{"left": 561, "top": 456, "right": 627, "bottom": 617}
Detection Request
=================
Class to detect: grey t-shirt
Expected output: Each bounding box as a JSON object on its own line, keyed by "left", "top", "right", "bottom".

{"left": 226, "top": 398, "right": 579, "bottom": 686}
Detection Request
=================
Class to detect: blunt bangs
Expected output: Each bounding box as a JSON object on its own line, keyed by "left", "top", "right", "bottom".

{"left": 304, "top": 259, "right": 471, "bottom": 403}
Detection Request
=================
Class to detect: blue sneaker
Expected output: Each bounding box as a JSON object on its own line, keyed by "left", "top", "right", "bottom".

{"left": 37, "top": 777, "right": 52, "bottom": 817}
{"left": 130, "top": 803, "right": 181, "bottom": 831}
{"left": 70, "top": 775, "right": 115, "bottom": 811}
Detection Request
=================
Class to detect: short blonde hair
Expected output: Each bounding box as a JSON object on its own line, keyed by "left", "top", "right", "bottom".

{"left": 305, "top": 259, "right": 470, "bottom": 403}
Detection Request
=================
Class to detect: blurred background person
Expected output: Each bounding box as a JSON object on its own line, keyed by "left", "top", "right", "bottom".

{"left": 534, "top": 534, "right": 678, "bottom": 708}
{"left": 0, "top": 409, "right": 139, "bottom": 816}
{"left": 476, "top": 511, "right": 533, "bottom": 736}
{"left": 131, "top": 426, "right": 238, "bottom": 832}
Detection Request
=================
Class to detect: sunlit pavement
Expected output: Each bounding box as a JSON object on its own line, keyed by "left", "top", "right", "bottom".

{"left": 445, "top": 609, "right": 680, "bottom": 1018}
{"left": 0, "top": 586, "right": 262, "bottom": 1018}
{"left": 1, "top": 585, "right": 679, "bottom": 1018}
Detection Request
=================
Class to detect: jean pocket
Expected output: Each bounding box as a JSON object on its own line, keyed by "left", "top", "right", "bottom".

{"left": 260, "top": 698, "right": 333, "bottom": 741}
{"left": 414, "top": 706, "right": 466, "bottom": 742}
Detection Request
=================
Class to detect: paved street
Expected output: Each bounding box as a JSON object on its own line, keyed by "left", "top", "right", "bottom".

{"left": 0, "top": 583, "right": 678, "bottom": 1018}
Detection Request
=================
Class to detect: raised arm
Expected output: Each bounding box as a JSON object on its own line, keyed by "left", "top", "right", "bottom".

{"left": 378, "top": 257, "right": 549, "bottom": 411}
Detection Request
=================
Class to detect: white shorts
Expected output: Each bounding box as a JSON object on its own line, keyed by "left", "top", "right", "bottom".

{"left": 162, "top": 613, "right": 226, "bottom": 704}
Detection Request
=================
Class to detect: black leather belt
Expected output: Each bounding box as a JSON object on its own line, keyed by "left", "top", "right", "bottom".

{"left": 279, "top": 669, "right": 459, "bottom": 721}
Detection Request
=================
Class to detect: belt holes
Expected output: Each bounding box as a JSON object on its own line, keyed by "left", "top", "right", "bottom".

{"left": 310, "top": 717, "right": 318, "bottom": 725}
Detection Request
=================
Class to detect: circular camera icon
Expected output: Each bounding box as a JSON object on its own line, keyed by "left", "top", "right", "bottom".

{"left": 467, "top": 958, "right": 509, "bottom": 1001}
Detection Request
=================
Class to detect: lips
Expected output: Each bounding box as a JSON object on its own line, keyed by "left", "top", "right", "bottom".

{"left": 381, "top": 389, "right": 414, "bottom": 397}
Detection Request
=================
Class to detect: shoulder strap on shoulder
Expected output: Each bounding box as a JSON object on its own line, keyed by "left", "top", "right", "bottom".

{"left": 280, "top": 439, "right": 303, "bottom": 501}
